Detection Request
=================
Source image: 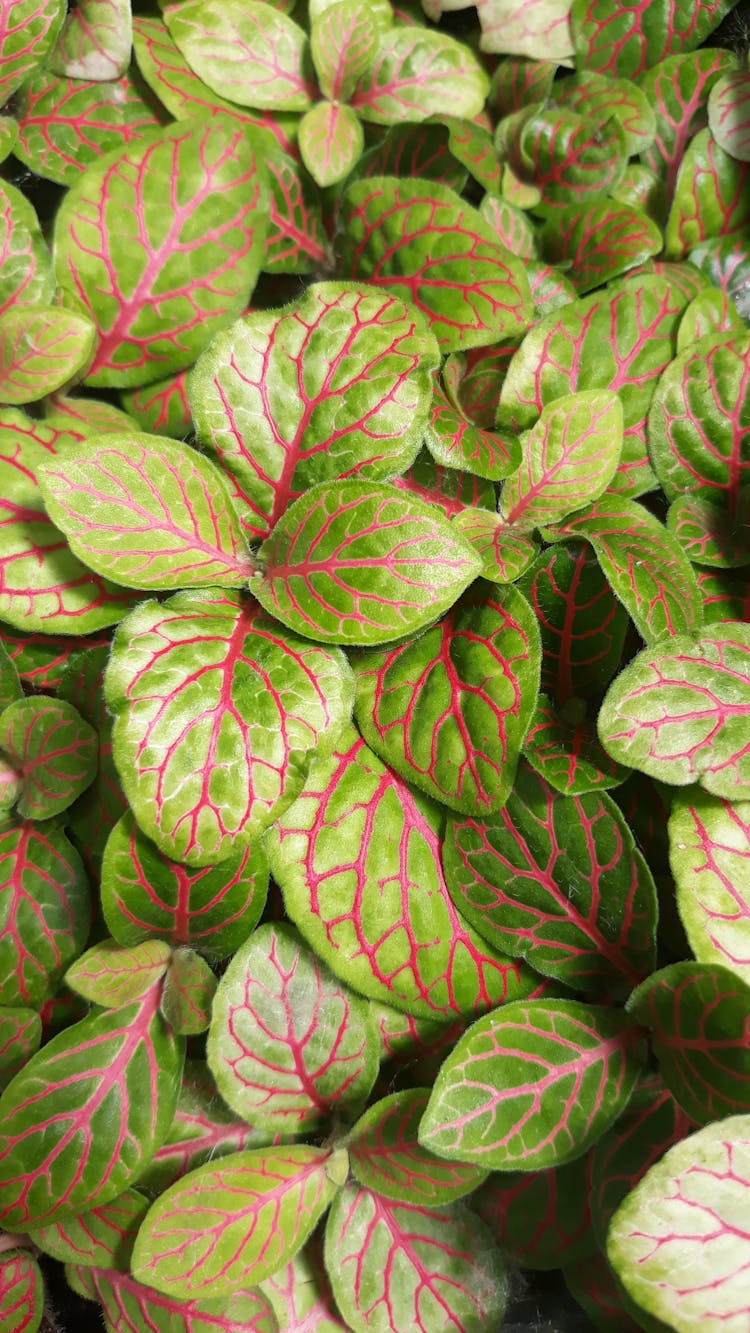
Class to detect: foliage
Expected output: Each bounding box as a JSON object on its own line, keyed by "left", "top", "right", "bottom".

{"left": 0, "top": 2, "right": 749, "bottom": 1332}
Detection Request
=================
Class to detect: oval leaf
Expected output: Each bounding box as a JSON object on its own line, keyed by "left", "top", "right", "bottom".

{"left": 299, "top": 101, "right": 363, "bottom": 188}
{"left": 166, "top": 0, "right": 312, "bottom": 111}
{"left": 65, "top": 939, "right": 172, "bottom": 1009}
{"left": 352, "top": 28, "right": 488, "bottom": 125}
{"left": 670, "top": 789, "right": 750, "bottom": 985}
{"left": 0, "top": 694, "right": 97, "bottom": 820}
{"left": 0, "top": 306, "right": 94, "bottom": 405}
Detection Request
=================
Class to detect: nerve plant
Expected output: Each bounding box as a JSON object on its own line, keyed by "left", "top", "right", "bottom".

{"left": 0, "top": 0, "right": 750, "bottom": 1330}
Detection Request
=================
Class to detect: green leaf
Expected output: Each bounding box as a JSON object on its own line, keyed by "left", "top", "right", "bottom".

{"left": 501, "top": 390, "right": 622, "bottom": 531}
{"left": 451, "top": 510, "right": 539, "bottom": 583}
{"left": 0, "top": 983, "right": 182, "bottom": 1229}
{"left": 325, "top": 1184, "right": 507, "bottom": 1333}
{"left": 708, "top": 70, "right": 750, "bottom": 163}
{"left": 0, "top": 1250, "right": 43, "bottom": 1333}
{"left": 0, "top": 0, "right": 66, "bottom": 106}
{"left": 165, "top": 0, "right": 312, "bottom": 110}
{"left": 106, "top": 590, "right": 354, "bottom": 865}
{"left": 0, "top": 815, "right": 90, "bottom": 1008}
{"left": 608, "top": 1115, "right": 750, "bottom": 1332}
{"left": 665, "top": 128, "right": 750, "bottom": 260}
{"left": 552, "top": 71, "right": 656, "bottom": 156}
{"left": 420, "top": 998, "right": 644, "bottom": 1171}
{"left": 351, "top": 27, "right": 489, "bottom": 125}
{"left": 340, "top": 176, "right": 532, "bottom": 351}
{"left": 267, "top": 726, "right": 541, "bottom": 1020}
{"left": 101, "top": 810, "right": 268, "bottom": 960}
{"left": 188, "top": 283, "right": 440, "bottom": 541}
{"left": 670, "top": 790, "right": 750, "bottom": 986}
{"left": 53, "top": 120, "right": 269, "bottom": 387}
{"left": 474, "top": 1154, "right": 598, "bottom": 1271}
{"left": 208, "top": 922, "right": 379, "bottom": 1131}
{"left": 639, "top": 49, "right": 739, "bottom": 204}
{"left": 161, "top": 948, "right": 216, "bottom": 1035}
{"left": 69, "top": 1265, "right": 280, "bottom": 1333}
{"left": 547, "top": 495, "right": 702, "bottom": 643}
{"left": 667, "top": 492, "right": 750, "bottom": 570}
{"left": 0, "top": 695, "right": 97, "bottom": 820}
{"left": 347, "top": 1088, "right": 487, "bottom": 1205}
{"left": 478, "top": 2, "right": 575, "bottom": 62}
{"left": 49, "top": 0, "right": 131, "bottom": 81}
{"left": 628, "top": 961, "right": 750, "bottom": 1123}
{"left": 538, "top": 203, "right": 662, "bottom": 294}
{"left": 253, "top": 480, "right": 481, "bottom": 646}
{"left": 311, "top": 1, "right": 380, "bottom": 102}
{"left": 676, "top": 288, "right": 745, "bottom": 350}
{"left": 0, "top": 306, "right": 95, "bottom": 405}
{"left": 598, "top": 626, "right": 750, "bottom": 799}
{"left": 299, "top": 101, "right": 364, "bottom": 187}
{"left": 38, "top": 433, "right": 254, "bottom": 591}
{"left": 261, "top": 1251, "right": 349, "bottom": 1333}
{"left": 353, "top": 583, "right": 540, "bottom": 814}
{"left": 570, "top": 0, "right": 735, "bottom": 78}
{"left": 28, "top": 1189, "right": 149, "bottom": 1270}
{"left": 524, "top": 695, "right": 629, "bottom": 796}
{"left": 444, "top": 758, "right": 657, "bottom": 995}
{"left": 66, "top": 939, "right": 172, "bottom": 1008}
{"left": 0, "top": 1006, "right": 40, "bottom": 1091}
{"left": 0, "top": 180, "right": 54, "bottom": 315}
{"left": 131, "top": 1146, "right": 343, "bottom": 1298}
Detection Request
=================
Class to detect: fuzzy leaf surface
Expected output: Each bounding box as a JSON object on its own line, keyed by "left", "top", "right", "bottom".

{"left": 0, "top": 1250, "right": 43, "bottom": 1333}
{"left": 299, "top": 101, "right": 363, "bottom": 188}
{"left": 267, "top": 727, "right": 540, "bottom": 1020}
{"left": 253, "top": 480, "right": 481, "bottom": 646}
{"left": 451, "top": 511, "right": 539, "bottom": 584}
{"left": 474, "top": 1154, "right": 596, "bottom": 1271}
{"left": 165, "top": 0, "right": 312, "bottom": 111}
{"left": 670, "top": 790, "right": 750, "bottom": 985}
{"left": 420, "top": 998, "right": 643, "bottom": 1170}
{"left": 0, "top": 306, "right": 94, "bottom": 405}
{"left": 538, "top": 203, "right": 662, "bottom": 294}
{"left": 107, "top": 590, "right": 354, "bottom": 866}
{"left": 188, "top": 284, "right": 440, "bottom": 541}
{"left": 161, "top": 949, "right": 216, "bottom": 1036}
{"left": 208, "top": 922, "right": 379, "bottom": 1131}
{"left": 341, "top": 177, "right": 532, "bottom": 351}
{"left": 598, "top": 626, "right": 750, "bottom": 799}
{"left": 29, "top": 1189, "right": 149, "bottom": 1270}
{"left": 353, "top": 583, "right": 539, "bottom": 814}
{"left": 0, "top": 694, "right": 97, "bottom": 819}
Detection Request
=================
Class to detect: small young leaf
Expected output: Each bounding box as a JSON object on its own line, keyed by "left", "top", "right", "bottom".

{"left": 131, "top": 1147, "right": 342, "bottom": 1299}
{"left": 188, "top": 283, "right": 440, "bottom": 541}
{"left": 50, "top": 0, "right": 132, "bottom": 81}
{"left": 451, "top": 510, "right": 539, "bottom": 584}
{"left": 504, "top": 107, "right": 627, "bottom": 214}
{"left": 524, "top": 695, "right": 629, "bottom": 796}
{"left": 0, "top": 306, "right": 95, "bottom": 405}
{"left": 351, "top": 27, "right": 489, "bottom": 124}
{"left": 608, "top": 1115, "right": 750, "bottom": 1333}
{"left": 501, "top": 390, "right": 623, "bottom": 531}
{"left": 670, "top": 790, "right": 750, "bottom": 985}
{"left": 424, "top": 375, "right": 519, "bottom": 481}
{"left": 268, "top": 727, "right": 540, "bottom": 1020}
{"left": 161, "top": 949, "right": 216, "bottom": 1036}
{"left": 0, "top": 1249, "right": 43, "bottom": 1333}
{"left": 298, "top": 101, "right": 364, "bottom": 187}
{"left": 340, "top": 176, "right": 532, "bottom": 351}
{"left": 0, "top": 695, "right": 97, "bottom": 819}
{"left": 538, "top": 203, "right": 662, "bottom": 294}
{"left": 420, "top": 998, "right": 644, "bottom": 1171}
{"left": 598, "top": 626, "right": 750, "bottom": 799}
{"left": 165, "top": 0, "right": 312, "bottom": 111}
{"left": 0, "top": 982, "right": 182, "bottom": 1229}
{"left": 66, "top": 939, "right": 172, "bottom": 1009}
{"left": 347, "top": 1088, "right": 487, "bottom": 1205}
{"left": 253, "top": 480, "right": 482, "bottom": 646}
{"left": 628, "top": 961, "right": 750, "bottom": 1124}
{"left": 106, "top": 590, "right": 354, "bottom": 865}
{"left": 101, "top": 811, "right": 268, "bottom": 961}
{"left": 324, "top": 1184, "right": 507, "bottom": 1333}
{"left": 38, "top": 434, "right": 255, "bottom": 591}
{"left": 444, "top": 759, "right": 657, "bottom": 996}
{"left": 353, "top": 583, "right": 540, "bottom": 814}
{"left": 311, "top": 1, "right": 381, "bottom": 102}
{"left": 208, "top": 922, "right": 379, "bottom": 1130}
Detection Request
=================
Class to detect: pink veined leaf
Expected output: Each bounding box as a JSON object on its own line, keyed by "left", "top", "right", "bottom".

{"left": 356, "top": 121, "right": 468, "bottom": 191}
{"left": 371, "top": 1004, "right": 466, "bottom": 1088}
{"left": 352, "top": 583, "right": 540, "bottom": 815}
{"left": 389, "top": 452, "right": 495, "bottom": 518}
{"left": 503, "top": 106, "right": 628, "bottom": 214}
{"left": 0, "top": 306, "right": 95, "bottom": 405}
{"left": 207, "top": 922, "right": 379, "bottom": 1131}
{"left": 49, "top": 0, "right": 132, "bottom": 82}
{"left": 70, "top": 1264, "right": 278, "bottom": 1333}
{"left": 131, "top": 1145, "right": 345, "bottom": 1298}
{"left": 708, "top": 70, "right": 750, "bottom": 163}
{"left": 53, "top": 120, "right": 269, "bottom": 388}
{"left": 121, "top": 370, "right": 192, "bottom": 440}
{"left": 689, "top": 231, "right": 750, "bottom": 318}
{"left": 668, "top": 492, "right": 750, "bottom": 569}
{"left": 267, "top": 725, "right": 543, "bottom": 1021}
{"left": 141, "top": 1060, "right": 283, "bottom": 1194}
{"left": 698, "top": 568, "right": 750, "bottom": 626}
{"left": 476, "top": 0, "right": 574, "bottom": 61}
{"left": 340, "top": 176, "right": 532, "bottom": 352}
{"left": 14, "top": 66, "right": 165, "bottom": 188}
{"left": 670, "top": 790, "right": 750, "bottom": 986}
{"left": 106, "top": 590, "right": 354, "bottom": 866}
{"left": 0, "top": 180, "right": 54, "bottom": 316}
{"left": 665, "top": 127, "right": 750, "bottom": 259}
{"left": 29, "top": 1188, "right": 149, "bottom": 1270}
{"left": 298, "top": 101, "right": 364, "bottom": 188}
{"left": 131, "top": 17, "right": 296, "bottom": 154}
{"left": 0, "top": 1007, "right": 41, "bottom": 1090}
{"left": 0, "top": 694, "right": 98, "bottom": 820}
{"left": 527, "top": 261, "right": 578, "bottom": 317}
{"left": 449, "top": 343, "right": 518, "bottom": 430}
{"left": 310, "top": 1, "right": 381, "bottom": 103}
{"left": 523, "top": 694, "right": 629, "bottom": 796}
{"left": 419, "top": 997, "right": 645, "bottom": 1170}
{"left": 161, "top": 949, "right": 217, "bottom": 1036}
{"left": 639, "top": 49, "right": 739, "bottom": 201}
{"left": 439, "top": 116, "right": 503, "bottom": 197}
{"left": 474, "top": 1151, "right": 597, "bottom": 1271}
{"left": 444, "top": 758, "right": 657, "bottom": 996}
{"left": 451, "top": 510, "right": 540, "bottom": 584}
{"left": 570, "top": 0, "right": 736, "bottom": 79}
{"left": 101, "top": 810, "right": 268, "bottom": 961}
{"left": 262, "top": 147, "right": 329, "bottom": 274}
{"left": 0, "top": 979, "right": 182, "bottom": 1229}
{"left": 351, "top": 27, "right": 488, "bottom": 124}
{"left": 628, "top": 961, "right": 750, "bottom": 1124}
{"left": 0, "top": 0, "right": 67, "bottom": 107}
{"left": 44, "top": 393, "right": 137, "bottom": 437}
{"left": 424, "top": 367, "right": 520, "bottom": 481}
{"left": 489, "top": 54, "right": 558, "bottom": 119}
{"left": 0, "top": 815, "right": 90, "bottom": 1009}
{"left": 0, "top": 1249, "right": 43, "bottom": 1333}
{"left": 551, "top": 70, "right": 657, "bottom": 156}
{"left": 189, "top": 284, "right": 439, "bottom": 542}
{"left": 676, "top": 286, "right": 745, "bottom": 350}
{"left": 260, "top": 1249, "right": 348, "bottom": 1333}
{"left": 563, "top": 1248, "right": 646, "bottom": 1332}
{"left": 324, "top": 1184, "right": 508, "bottom": 1333}
{"left": 538, "top": 202, "right": 662, "bottom": 294}
{"left": 65, "top": 938, "right": 172, "bottom": 1009}
{"left": 479, "top": 194, "right": 538, "bottom": 261}
{"left": 38, "top": 434, "right": 255, "bottom": 591}
{"left": 598, "top": 626, "right": 750, "bottom": 801}
{"left": 590, "top": 1071, "right": 693, "bottom": 1245}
